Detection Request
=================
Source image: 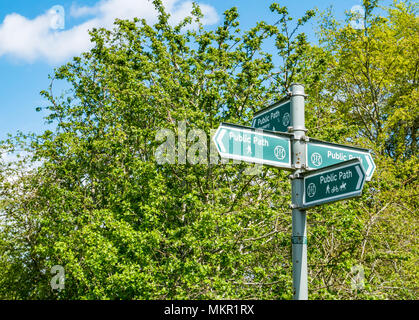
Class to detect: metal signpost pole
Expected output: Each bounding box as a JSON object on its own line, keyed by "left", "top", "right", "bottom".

{"left": 289, "top": 83, "right": 308, "bottom": 300}
{"left": 214, "top": 82, "right": 373, "bottom": 299}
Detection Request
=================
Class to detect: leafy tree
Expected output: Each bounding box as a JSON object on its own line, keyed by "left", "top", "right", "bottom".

{"left": 0, "top": 1, "right": 315, "bottom": 299}
{"left": 304, "top": 0, "right": 418, "bottom": 299}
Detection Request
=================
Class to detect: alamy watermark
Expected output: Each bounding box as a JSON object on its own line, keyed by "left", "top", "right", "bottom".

{"left": 350, "top": 264, "right": 365, "bottom": 290}
{"left": 350, "top": 5, "right": 365, "bottom": 30}
{"left": 50, "top": 265, "right": 65, "bottom": 291}
{"left": 48, "top": 5, "right": 65, "bottom": 30}
{"left": 154, "top": 121, "right": 264, "bottom": 175}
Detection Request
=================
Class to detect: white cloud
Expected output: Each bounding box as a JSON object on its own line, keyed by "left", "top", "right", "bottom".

{"left": 0, "top": 0, "right": 219, "bottom": 64}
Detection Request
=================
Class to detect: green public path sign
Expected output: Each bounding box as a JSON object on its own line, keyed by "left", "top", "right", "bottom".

{"left": 251, "top": 99, "right": 291, "bottom": 133}
{"left": 302, "top": 158, "right": 366, "bottom": 209}
{"left": 307, "top": 138, "right": 376, "bottom": 181}
{"left": 213, "top": 123, "right": 292, "bottom": 169}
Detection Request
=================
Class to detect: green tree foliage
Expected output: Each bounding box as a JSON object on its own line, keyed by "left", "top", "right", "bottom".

{"left": 0, "top": 0, "right": 417, "bottom": 299}
{"left": 304, "top": 0, "right": 418, "bottom": 299}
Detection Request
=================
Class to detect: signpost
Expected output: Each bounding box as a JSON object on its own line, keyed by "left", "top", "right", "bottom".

{"left": 213, "top": 83, "right": 375, "bottom": 300}
{"left": 251, "top": 99, "right": 291, "bottom": 132}
{"left": 213, "top": 123, "right": 292, "bottom": 169}
{"left": 301, "top": 158, "right": 366, "bottom": 209}
{"left": 288, "top": 84, "right": 308, "bottom": 300}
{"left": 307, "top": 139, "right": 375, "bottom": 181}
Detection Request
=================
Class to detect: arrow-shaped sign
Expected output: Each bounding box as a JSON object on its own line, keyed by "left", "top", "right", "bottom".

{"left": 216, "top": 128, "right": 227, "bottom": 153}
{"left": 213, "top": 123, "right": 293, "bottom": 169}
{"left": 301, "top": 158, "right": 366, "bottom": 209}
{"left": 252, "top": 99, "right": 291, "bottom": 133}
{"left": 307, "top": 138, "right": 376, "bottom": 181}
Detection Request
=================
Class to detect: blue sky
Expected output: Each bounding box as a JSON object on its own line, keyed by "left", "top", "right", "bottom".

{"left": 0, "top": 0, "right": 375, "bottom": 141}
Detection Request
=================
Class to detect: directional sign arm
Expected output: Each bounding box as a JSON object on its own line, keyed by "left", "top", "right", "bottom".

{"left": 306, "top": 139, "right": 375, "bottom": 181}
{"left": 213, "top": 123, "right": 293, "bottom": 170}
{"left": 251, "top": 99, "right": 291, "bottom": 132}
{"left": 301, "top": 158, "right": 366, "bottom": 209}
{"left": 216, "top": 128, "right": 226, "bottom": 153}
{"left": 355, "top": 165, "right": 363, "bottom": 189}
{"left": 365, "top": 153, "right": 375, "bottom": 178}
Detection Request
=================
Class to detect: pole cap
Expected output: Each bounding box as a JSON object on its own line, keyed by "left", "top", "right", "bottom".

{"left": 290, "top": 83, "right": 306, "bottom": 97}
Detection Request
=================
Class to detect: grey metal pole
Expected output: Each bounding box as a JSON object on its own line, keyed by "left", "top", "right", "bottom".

{"left": 289, "top": 83, "right": 308, "bottom": 300}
